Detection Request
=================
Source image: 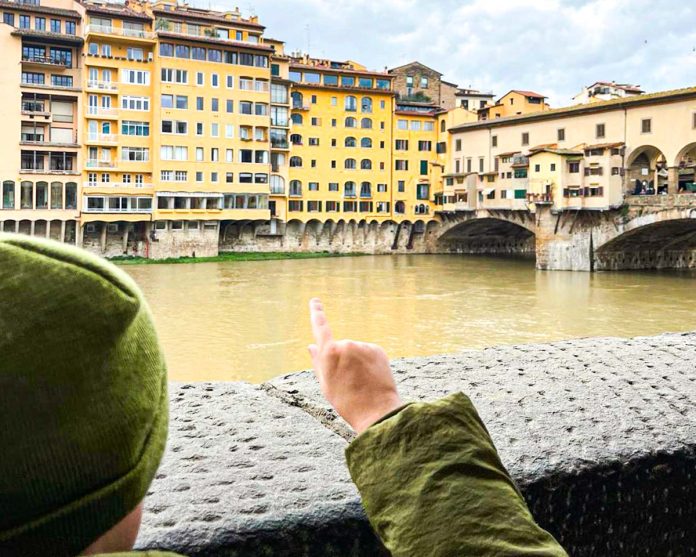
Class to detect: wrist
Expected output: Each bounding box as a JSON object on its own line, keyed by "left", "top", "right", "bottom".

{"left": 351, "top": 396, "right": 404, "bottom": 434}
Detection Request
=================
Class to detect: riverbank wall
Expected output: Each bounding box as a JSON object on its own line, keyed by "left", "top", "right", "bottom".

{"left": 136, "top": 332, "right": 696, "bottom": 556}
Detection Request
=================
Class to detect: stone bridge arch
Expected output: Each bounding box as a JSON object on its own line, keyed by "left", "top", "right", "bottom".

{"left": 435, "top": 211, "right": 536, "bottom": 257}
{"left": 594, "top": 207, "right": 696, "bottom": 270}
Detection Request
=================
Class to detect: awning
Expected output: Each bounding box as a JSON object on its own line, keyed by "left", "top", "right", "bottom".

{"left": 482, "top": 187, "right": 495, "bottom": 195}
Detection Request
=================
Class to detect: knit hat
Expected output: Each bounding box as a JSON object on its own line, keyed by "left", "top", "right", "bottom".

{"left": 0, "top": 234, "right": 168, "bottom": 556}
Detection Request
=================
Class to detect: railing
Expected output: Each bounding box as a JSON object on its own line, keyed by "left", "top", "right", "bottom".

{"left": 87, "top": 80, "right": 118, "bottom": 91}
{"left": 270, "top": 139, "right": 289, "bottom": 149}
{"left": 289, "top": 189, "right": 302, "bottom": 197}
{"left": 84, "top": 181, "right": 152, "bottom": 188}
{"left": 86, "top": 159, "right": 116, "bottom": 168}
{"left": 344, "top": 191, "right": 357, "bottom": 198}
{"left": 87, "top": 107, "right": 118, "bottom": 117}
{"left": 83, "top": 205, "right": 153, "bottom": 213}
{"left": 85, "top": 24, "right": 155, "bottom": 40}
{"left": 86, "top": 133, "right": 118, "bottom": 143}
{"left": 154, "top": 20, "right": 260, "bottom": 46}
{"left": 270, "top": 186, "right": 285, "bottom": 195}
{"left": 22, "top": 55, "right": 71, "bottom": 67}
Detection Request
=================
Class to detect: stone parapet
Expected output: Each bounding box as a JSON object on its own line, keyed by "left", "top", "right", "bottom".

{"left": 136, "top": 332, "right": 696, "bottom": 556}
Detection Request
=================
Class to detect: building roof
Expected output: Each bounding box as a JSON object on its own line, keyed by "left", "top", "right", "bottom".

{"left": 157, "top": 31, "right": 273, "bottom": 52}
{"left": 450, "top": 86, "right": 696, "bottom": 132}
{"left": 441, "top": 79, "right": 459, "bottom": 88}
{"left": 529, "top": 148, "right": 584, "bottom": 156}
{"left": 505, "top": 89, "right": 547, "bottom": 99}
{"left": 457, "top": 88, "right": 495, "bottom": 98}
{"left": 496, "top": 151, "right": 521, "bottom": 158}
{"left": 80, "top": 1, "right": 152, "bottom": 21}
{"left": 388, "top": 61, "right": 443, "bottom": 76}
{"left": 290, "top": 61, "right": 392, "bottom": 79}
{"left": 588, "top": 81, "right": 644, "bottom": 93}
{"left": 0, "top": 0, "right": 80, "bottom": 18}
{"left": 528, "top": 143, "right": 558, "bottom": 152}
{"left": 151, "top": 6, "right": 264, "bottom": 30}
{"left": 11, "top": 28, "right": 84, "bottom": 45}
{"left": 582, "top": 142, "right": 625, "bottom": 150}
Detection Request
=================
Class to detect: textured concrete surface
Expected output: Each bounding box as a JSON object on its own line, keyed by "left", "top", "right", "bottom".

{"left": 137, "top": 332, "right": 696, "bottom": 556}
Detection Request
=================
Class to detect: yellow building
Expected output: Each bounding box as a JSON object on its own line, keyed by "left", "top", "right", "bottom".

{"left": 479, "top": 90, "right": 550, "bottom": 121}
{"left": 286, "top": 56, "right": 395, "bottom": 222}
{"left": 0, "top": 0, "right": 83, "bottom": 241}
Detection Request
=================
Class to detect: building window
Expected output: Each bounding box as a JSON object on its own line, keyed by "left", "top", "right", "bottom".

{"left": 420, "top": 76, "right": 428, "bottom": 88}
{"left": 398, "top": 180, "right": 405, "bottom": 192}
{"left": 557, "top": 128, "right": 565, "bottom": 141}
{"left": 66, "top": 21, "right": 75, "bottom": 35}
{"left": 596, "top": 123, "right": 605, "bottom": 138}
{"left": 491, "top": 136, "right": 497, "bottom": 148}
{"left": 641, "top": 118, "right": 652, "bottom": 134}
{"left": 521, "top": 132, "right": 529, "bottom": 146}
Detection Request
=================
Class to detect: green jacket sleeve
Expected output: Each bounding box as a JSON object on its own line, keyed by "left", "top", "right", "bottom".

{"left": 345, "top": 392, "right": 568, "bottom": 557}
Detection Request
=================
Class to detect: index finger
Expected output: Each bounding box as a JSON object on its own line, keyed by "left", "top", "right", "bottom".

{"left": 309, "top": 298, "right": 333, "bottom": 348}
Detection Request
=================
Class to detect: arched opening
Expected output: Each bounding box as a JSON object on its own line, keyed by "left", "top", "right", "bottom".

{"left": 345, "top": 117, "right": 357, "bottom": 128}
{"left": 360, "top": 159, "right": 372, "bottom": 170}
{"left": 394, "top": 201, "right": 405, "bottom": 214}
{"left": 291, "top": 91, "right": 303, "bottom": 109}
{"left": 345, "top": 96, "right": 357, "bottom": 112}
{"left": 289, "top": 156, "right": 302, "bottom": 168}
{"left": 437, "top": 217, "right": 536, "bottom": 258}
{"left": 290, "top": 133, "right": 303, "bottom": 145}
{"left": 344, "top": 136, "right": 356, "bottom": 147}
{"left": 291, "top": 113, "right": 303, "bottom": 125}
{"left": 344, "top": 158, "right": 356, "bottom": 170}
{"left": 626, "top": 145, "right": 668, "bottom": 196}
{"left": 360, "top": 117, "right": 372, "bottom": 129}
{"left": 675, "top": 142, "right": 696, "bottom": 194}
{"left": 2, "top": 180, "right": 15, "bottom": 210}
{"left": 595, "top": 218, "right": 696, "bottom": 270}
{"left": 360, "top": 181, "right": 371, "bottom": 198}
{"left": 289, "top": 180, "right": 302, "bottom": 196}
{"left": 361, "top": 97, "right": 372, "bottom": 113}
{"left": 361, "top": 137, "right": 372, "bottom": 148}
{"left": 344, "top": 181, "right": 356, "bottom": 197}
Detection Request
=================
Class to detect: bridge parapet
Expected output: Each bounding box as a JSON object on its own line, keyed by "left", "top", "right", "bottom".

{"left": 627, "top": 193, "right": 696, "bottom": 209}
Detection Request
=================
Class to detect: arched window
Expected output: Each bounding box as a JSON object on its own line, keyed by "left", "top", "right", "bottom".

{"left": 291, "top": 113, "right": 303, "bottom": 125}
{"left": 290, "top": 133, "right": 303, "bottom": 145}
{"left": 345, "top": 95, "right": 357, "bottom": 112}
{"left": 345, "top": 158, "right": 356, "bottom": 170}
{"left": 2, "top": 180, "right": 15, "bottom": 210}
{"left": 289, "top": 156, "right": 303, "bottom": 168}
{"left": 344, "top": 136, "right": 356, "bottom": 147}
{"left": 65, "top": 182, "right": 77, "bottom": 209}
{"left": 361, "top": 97, "right": 373, "bottom": 113}
{"left": 360, "top": 181, "right": 371, "bottom": 197}
{"left": 20, "top": 181, "right": 33, "bottom": 209}
{"left": 289, "top": 180, "right": 302, "bottom": 196}
{"left": 291, "top": 91, "right": 303, "bottom": 109}
{"left": 360, "top": 159, "right": 372, "bottom": 170}
{"left": 50, "top": 181, "right": 63, "bottom": 209}
{"left": 395, "top": 201, "right": 405, "bottom": 214}
{"left": 344, "top": 181, "right": 356, "bottom": 196}
{"left": 36, "top": 181, "right": 48, "bottom": 209}
{"left": 270, "top": 175, "right": 285, "bottom": 194}
{"left": 345, "top": 117, "right": 357, "bottom": 128}
{"left": 440, "top": 120, "right": 446, "bottom": 132}
{"left": 361, "top": 118, "right": 372, "bottom": 129}
{"left": 360, "top": 137, "right": 372, "bottom": 148}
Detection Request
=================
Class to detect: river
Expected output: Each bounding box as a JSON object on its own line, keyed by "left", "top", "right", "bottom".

{"left": 123, "top": 255, "right": 696, "bottom": 383}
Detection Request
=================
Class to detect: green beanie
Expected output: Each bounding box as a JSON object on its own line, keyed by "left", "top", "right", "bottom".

{"left": 0, "top": 234, "right": 169, "bottom": 556}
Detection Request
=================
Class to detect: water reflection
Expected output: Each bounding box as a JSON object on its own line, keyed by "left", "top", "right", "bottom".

{"left": 123, "top": 255, "right": 696, "bottom": 382}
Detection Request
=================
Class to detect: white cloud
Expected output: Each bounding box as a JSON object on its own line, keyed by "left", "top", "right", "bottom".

{"left": 198, "top": 0, "right": 696, "bottom": 106}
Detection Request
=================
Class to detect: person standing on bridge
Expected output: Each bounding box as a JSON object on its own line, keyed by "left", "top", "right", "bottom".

{"left": 308, "top": 298, "right": 568, "bottom": 556}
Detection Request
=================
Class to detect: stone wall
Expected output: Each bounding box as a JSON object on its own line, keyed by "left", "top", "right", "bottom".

{"left": 136, "top": 332, "right": 696, "bottom": 556}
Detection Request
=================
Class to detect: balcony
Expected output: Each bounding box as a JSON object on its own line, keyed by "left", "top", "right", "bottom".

{"left": 344, "top": 191, "right": 357, "bottom": 199}
{"left": 86, "top": 159, "right": 116, "bottom": 169}
{"left": 270, "top": 186, "right": 285, "bottom": 195}
{"left": 292, "top": 103, "right": 310, "bottom": 111}
{"left": 86, "top": 133, "right": 118, "bottom": 144}
{"left": 85, "top": 25, "right": 155, "bottom": 40}
{"left": 154, "top": 19, "right": 262, "bottom": 46}
{"left": 289, "top": 189, "right": 302, "bottom": 197}
{"left": 86, "top": 80, "right": 118, "bottom": 92}
{"left": 270, "top": 139, "right": 289, "bottom": 150}
{"left": 84, "top": 181, "right": 152, "bottom": 188}
{"left": 22, "top": 55, "right": 71, "bottom": 68}
{"left": 86, "top": 107, "right": 118, "bottom": 119}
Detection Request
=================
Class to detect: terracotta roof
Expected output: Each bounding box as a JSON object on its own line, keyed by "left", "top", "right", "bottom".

{"left": 157, "top": 31, "right": 273, "bottom": 52}
{"left": 528, "top": 143, "right": 558, "bottom": 152}
{"left": 441, "top": 80, "right": 459, "bottom": 88}
{"left": 529, "top": 148, "right": 584, "bottom": 156}
{"left": 450, "top": 86, "right": 696, "bottom": 133}
{"left": 81, "top": 2, "right": 152, "bottom": 21}
{"left": 152, "top": 7, "right": 264, "bottom": 30}
{"left": 0, "top": 0, "right": 80, "bottom": 18}
{"left": 394, "top": 109, "right": 438, "bottom": 117}
{"left": 582, "top": 142, "right": 625, "bottom": 150}
{"left": 290, "top": 61, "right": 392, "bottom": 79}
{"left": 496, "top": 151, "right": 521, "bottom": 158}
{"left": 11, "top": 28, "right": 84, "bottom": 44}
{"left": 289, "top": 81, "right": 395, "bottom": 96}
{"left": 510, "top": 90, "right": 547, "bottom": 99}
{"left": 590, "top": 81, "right": 643, "bottom": 93}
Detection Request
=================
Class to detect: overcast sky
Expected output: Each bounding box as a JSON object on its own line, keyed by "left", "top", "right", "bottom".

{"left": 192, "top": 0, "right": 695, "bottom": 107}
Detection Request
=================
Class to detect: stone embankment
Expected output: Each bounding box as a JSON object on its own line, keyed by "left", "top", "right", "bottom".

{"left": 136, "top": 332, "right": 696, "bottom": 556}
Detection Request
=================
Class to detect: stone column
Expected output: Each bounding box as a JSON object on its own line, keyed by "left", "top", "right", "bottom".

{"left": 45, "top": 222, "right": 50, "bottom": 238}
{"left": 122, "top": 224, "right": 130, "bottom": 253}
{"left": 30, "top": 220, "right": 35, "bottom": 237}
{"left": 60, "top": 220, "right": 66, "bottom": 243}
{"left": 77, "top": 223, "right": 84, "bottom": 247}
{"left": 100, "top": 222, "right": 107, "bottom": 253}
{"left": 668, "top": 167, "right": 679, "bottom": 195}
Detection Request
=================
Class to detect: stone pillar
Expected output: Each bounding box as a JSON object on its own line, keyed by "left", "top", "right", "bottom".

{"left": 668, "top": 167, "right": 679, "bottom": 195}
{"left": 100, "top": 222, "right": 107, "bottom": 253}
{"left": 30, "top": 220, "right": 35, "bottom": 237}
{"left": 77, "top": 223, "right": 84, "bottom": 247}
{"left": 122, "top": 224, "right": 130, "bottom": 253}
{"left": 60, "top": 221, "right": 66, "bottom": 243}
{"left": 14, "top": 220, "right": 19, "bottom": 233}
{"left": 45, "top": 222, "right": 50, "bottom": 238}
{"left": 534, "top": 203, "right": 593, "bottom": 271}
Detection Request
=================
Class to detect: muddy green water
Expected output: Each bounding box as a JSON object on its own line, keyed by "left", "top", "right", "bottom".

{"left": 123, "top": 255, "right": 696, "bottom": 382}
